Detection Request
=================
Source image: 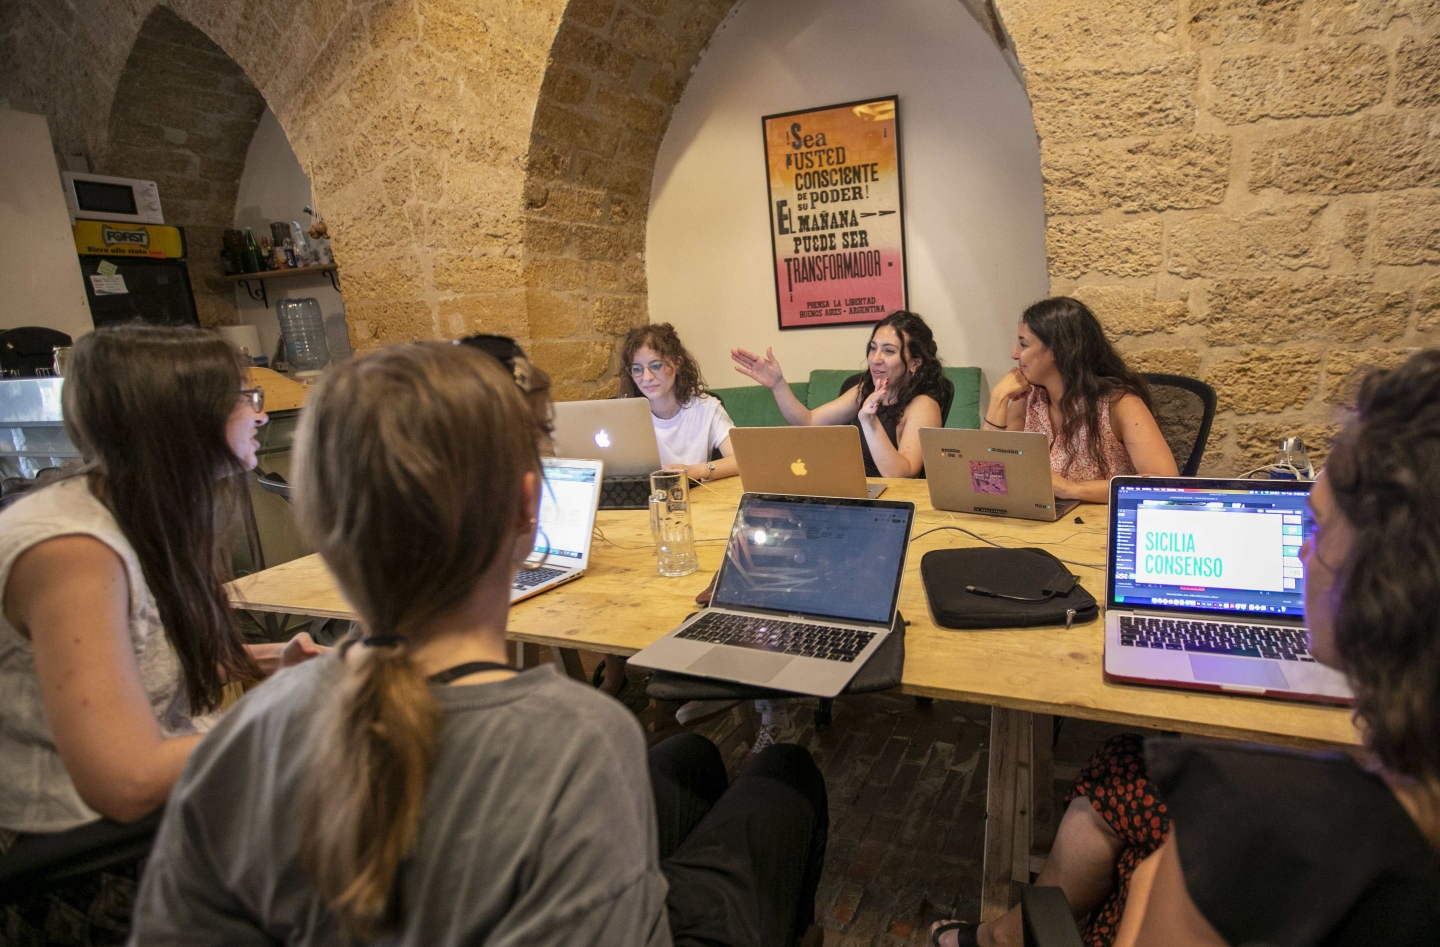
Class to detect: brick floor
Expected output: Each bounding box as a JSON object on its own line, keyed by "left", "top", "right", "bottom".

{"left": 602, "top": 657, "right": 1145, "bottom": 947}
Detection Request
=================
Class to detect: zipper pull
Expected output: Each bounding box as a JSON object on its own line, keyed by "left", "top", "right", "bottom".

{"left": 1066, "top": 608, "right": 1076, "bottom": 629}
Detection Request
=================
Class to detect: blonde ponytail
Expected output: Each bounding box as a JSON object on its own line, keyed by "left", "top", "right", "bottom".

{"left": 300, "top": 638, "right": 440, "bottom": 936}
{"left": 292, "top": 343, "right": 546, "bottom": 934}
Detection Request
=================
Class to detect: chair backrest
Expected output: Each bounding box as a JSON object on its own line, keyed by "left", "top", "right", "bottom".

{"left": 1142, "top": 373, "right": 1217, "bottom": 477}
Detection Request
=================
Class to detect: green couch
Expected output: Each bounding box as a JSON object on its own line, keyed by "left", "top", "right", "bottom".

{"left": 711, "top": 366, "right": 981, "bottom": 429}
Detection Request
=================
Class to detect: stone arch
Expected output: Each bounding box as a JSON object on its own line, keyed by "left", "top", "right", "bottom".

{"left": 521, "top": 0, "right": 740, "bottom": 400}
{"left": 97, "top": 5, "right": 268, "bottom": 327}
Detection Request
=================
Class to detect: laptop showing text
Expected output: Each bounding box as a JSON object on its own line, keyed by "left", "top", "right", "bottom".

{"left": 730, "top": 426, "right": 886, "bottom": 500}
{"left": 1103, "top": 476, "right": 1351, "bottom": 705}
{"left": 511, "top": 458, "right": 604, "bottom": 603}
{"left": 920, "top": 428, "right": 1079, "bottom": 522}
{"left": 628, "top": 493, "right": 915, "bottom": 697}
{"left": 551, "top": 399, "right": 662, "bottom": 477}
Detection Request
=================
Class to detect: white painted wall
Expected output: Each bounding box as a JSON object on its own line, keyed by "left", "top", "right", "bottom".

{"left": 646, "top": 0, "right": 1047, "bottom": 394}
{"left": 233, "top": 109, "right": 349, "bottom": 365}
{"left": 0, "top": 108, "right": 94, "bottom": 339}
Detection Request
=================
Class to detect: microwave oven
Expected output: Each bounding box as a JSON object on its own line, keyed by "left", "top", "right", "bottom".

{"left": 61, "top": 172, "right": 164, "bottom": 225}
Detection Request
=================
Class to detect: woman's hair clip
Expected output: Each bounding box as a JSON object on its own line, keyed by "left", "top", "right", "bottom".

{"left": 360, "top": 635, "right": 406, "bottom": 648}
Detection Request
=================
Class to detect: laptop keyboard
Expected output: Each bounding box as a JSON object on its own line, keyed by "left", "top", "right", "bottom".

{"left": 678, "top": 612, "right": 875, "bottom": 663}
{"left": 1119, "top": 616, "right": 1315, "bottom": 661}
{"left": 514, "top": 566, "right": 567, "bottom": 590}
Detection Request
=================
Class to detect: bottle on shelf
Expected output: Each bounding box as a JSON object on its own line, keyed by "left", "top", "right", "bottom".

{"left": 242, "top": 229, "right": 263, "bottom": 274}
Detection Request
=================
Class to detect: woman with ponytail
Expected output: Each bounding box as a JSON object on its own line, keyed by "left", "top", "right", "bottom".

{"left": 132, "top": 340, "right": 829, "bottom": 947}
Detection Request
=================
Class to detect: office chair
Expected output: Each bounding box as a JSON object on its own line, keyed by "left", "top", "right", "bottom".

{"left": 1142, "top": 374, "right": 1217, "bottom": 477}
{"left": 0, "top": 808, "right": 163, "bottom": 902}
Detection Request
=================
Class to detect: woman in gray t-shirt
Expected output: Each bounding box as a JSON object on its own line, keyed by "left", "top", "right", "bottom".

{"left": 133, "top": 340, "right": 830, "bottom": 947}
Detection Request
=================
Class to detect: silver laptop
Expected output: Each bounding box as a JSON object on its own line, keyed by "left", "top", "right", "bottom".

{"left": 628, "top": 493, "right": 915, "bottom": 697}
{"left": 1103, "top": 476, "right": 1352, "bottom": 706}
{"left": 552, "top": 399, "right": 662, "bottom": 477}
{"left": 920, "top": 428, "right": 1079, "bottom": 521}
{"left": 730, "top": 426, "right": 886, "bottom": 500}
{"left": 512, "top": 458, "right": 604, "bottom": 603}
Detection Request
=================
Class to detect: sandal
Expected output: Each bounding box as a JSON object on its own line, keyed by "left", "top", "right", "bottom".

{"left": 591, "top": 660, "right": 629, "bottom": 700}
{"left": 930, "top": 920, "right": 980, "bottom": 947}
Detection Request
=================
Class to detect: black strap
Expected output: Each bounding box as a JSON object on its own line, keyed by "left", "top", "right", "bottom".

{"left": 426, "top": 661, "right": 517, "bottom": 685}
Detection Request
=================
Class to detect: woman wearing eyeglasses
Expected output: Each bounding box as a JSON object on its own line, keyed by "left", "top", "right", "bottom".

{"left": 619, "top": 324, "right": 738, "bottom": 484}
{"left": 0, "top": 325, "right": 322, "bottom": 940}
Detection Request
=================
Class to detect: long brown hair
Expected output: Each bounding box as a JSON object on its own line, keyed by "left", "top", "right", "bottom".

{"left": 294, "top": 343, "right": 547, "bottom": 936}
{"left": 62, "top": 325, "right": 259, "bottom": 713}
{"left": 1325, "top": 350, "right": 1440, "bottom": 847}
{"left": 1021, "top": 297, "right": 1152, "bottom": 478}
{"left": 852, "top": 311, "right": 952, "bottom": 425}
{"left": 618, "top": 323, "right": 707, "bottom": 404}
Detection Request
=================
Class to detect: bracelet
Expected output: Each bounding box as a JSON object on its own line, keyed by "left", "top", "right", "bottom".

{"left": 985, "top": 416, "right": 1008, "bottom": 429}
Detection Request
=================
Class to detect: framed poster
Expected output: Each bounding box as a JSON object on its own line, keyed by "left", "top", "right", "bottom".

{"left": 762, "top": 95, "right": 907, "bottom": 330}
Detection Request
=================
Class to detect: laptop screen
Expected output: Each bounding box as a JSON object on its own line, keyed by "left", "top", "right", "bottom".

{"left": 535, "top": 461, "right": 600, "bottom": 561}
{"left": 1110, "top": 480, "right": 1312, "bottom": 619}
{"left": 713, "top": 494, "right": 914, "bottom": 625}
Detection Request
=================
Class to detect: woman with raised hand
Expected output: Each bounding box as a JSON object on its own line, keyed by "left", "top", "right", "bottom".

{"left": 621, "top": 323, "right": 738, "bottom": 484}
{"left": 985, "top": 297, "right": 1176, "bottom": 502}
{"left": 933, "top": 349, "right": 1440, "bottom": 947}
{"left": 131, "top": 341, "right": 829, "bottom": 947}
{"left": 731, "top": 310, "right": 952, "bottom": 478}
{"left": 0, "top": 325, "right": 320, "bottom": 940}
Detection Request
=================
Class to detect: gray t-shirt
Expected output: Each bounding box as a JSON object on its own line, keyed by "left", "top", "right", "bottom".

{"left": 131, "top": 658, "right": 672, "bottom": 947}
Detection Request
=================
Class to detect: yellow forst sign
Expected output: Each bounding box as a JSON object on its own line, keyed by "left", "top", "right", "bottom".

{"left": 72, "top": 221, "right": 185, "bottom": 259}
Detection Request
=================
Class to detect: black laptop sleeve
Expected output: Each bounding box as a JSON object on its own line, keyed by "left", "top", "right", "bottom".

{"left": 921, "top": 547, "right": 1098, "bottom": 629}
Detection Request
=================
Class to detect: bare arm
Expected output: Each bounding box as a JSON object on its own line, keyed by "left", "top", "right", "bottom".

{"left": 668, "top": 436, "right": 740, "bottom": 482}
{"left": 860, "top": 387, "right": 940, "bottom": 478}
{"left": 1116, "top": 834, "right": 1228, "bottom": 947}
{"left": 5, "top": 536, "right": 199, "bottom": 823}
{"left": 983, "top": 369, "right": 1031, "bottom": 431}
{"left": 729, "top": 347, "right": 862, "bottom": 426}
{"left": 1052, "top": 394, "right": 1179, "bottom": 504}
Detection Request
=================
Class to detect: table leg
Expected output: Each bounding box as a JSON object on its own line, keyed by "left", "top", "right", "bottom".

{"left": 555, "top": 647, "right": 588, "bottom": 682}
{"left": 981, "top": 707, "right": 1034, "bottom": 922}
{"left": 515, "top": 642, "right": 542, "bottom": 669}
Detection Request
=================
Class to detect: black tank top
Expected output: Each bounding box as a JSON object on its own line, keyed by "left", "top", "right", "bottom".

{"left": 840, "top": 372, "right": 950, "bottom": 478}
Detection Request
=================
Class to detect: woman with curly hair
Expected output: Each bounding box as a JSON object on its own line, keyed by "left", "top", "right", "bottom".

{"left": 933, "top": 349, "right": 1440, "bottom": 947}
{"left": 985, "top": 297, "right": 1176, "bottom": 503}
{"left": 620, "top": 323, "right": 738, "bottom": 483}
{"left": 731, "top": 311, "right": 953, "bottom": 477}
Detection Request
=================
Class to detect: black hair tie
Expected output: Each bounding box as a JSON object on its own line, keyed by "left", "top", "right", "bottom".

{"left": 361, "top": 636, "right": 405, "bottom": 648}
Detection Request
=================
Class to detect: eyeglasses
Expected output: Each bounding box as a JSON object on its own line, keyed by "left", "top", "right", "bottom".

{"left": 239, "top": 387, "right": 265, "bottom": 413}
{"left": 629, "top": 360, "right": 669, "bottom": 379}
{"left": 456, "top": 334, "right": 526, "bottom": 369}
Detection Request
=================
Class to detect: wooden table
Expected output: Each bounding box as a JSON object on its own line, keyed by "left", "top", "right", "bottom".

{"left": 229, "top": 477, "right": 1358, "bottom": 919}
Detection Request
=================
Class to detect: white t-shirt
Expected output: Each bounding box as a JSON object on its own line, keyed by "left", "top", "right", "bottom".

{"left": 651, "top": 395, "right": 735, "bottom": 468}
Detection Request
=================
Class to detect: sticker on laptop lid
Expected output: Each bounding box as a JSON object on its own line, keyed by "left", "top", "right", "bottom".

{"left": 969, "top": 460, "right": 1008, "bottom": 495}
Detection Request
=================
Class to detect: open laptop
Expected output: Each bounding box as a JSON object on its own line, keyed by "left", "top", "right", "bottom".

{"left": 920, "top": 428, "right": 1079, "bottom": 522}
{"left": 730, "top": 426, "right": 887, "bottom": 499}
{"left": 1103, "top": 476, "right": 1352, "bottom": 706}
{"left": 551, "top": 399, "right": 662, "bottom": 477}
{"left": 628, "top": 492, "right": 915, "bottom": 697}
{"left": 511, "top": 458, "right": 604, "bottom": 603}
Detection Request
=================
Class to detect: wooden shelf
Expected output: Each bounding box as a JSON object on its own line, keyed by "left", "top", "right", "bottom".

{"left": 222, "top": 265, "right": 339, "bottom": 305}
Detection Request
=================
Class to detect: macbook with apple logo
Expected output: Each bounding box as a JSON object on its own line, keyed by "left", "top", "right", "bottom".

{"left": 730, "top": 426, "right": 886, "bottom": 499}
{"left": 552, "top": 398, "right": 663, "bottom": 477}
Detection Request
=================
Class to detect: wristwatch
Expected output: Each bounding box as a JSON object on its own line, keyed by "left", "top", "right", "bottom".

{"left": 703, "top": 462, "right": 715, "bottom": 480}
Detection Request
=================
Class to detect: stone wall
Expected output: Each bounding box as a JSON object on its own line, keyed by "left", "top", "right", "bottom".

{"left": 520, "top": 0, "right": 737, "bottom": 400}
{"left": 3, "top": 0, "right": 1435, "bottom": 469}
{"left": 993, "top": 0, "right": 1440, "bottom": 472}
{"left": 98, "top": 7, "right": 267, "bottom": 328}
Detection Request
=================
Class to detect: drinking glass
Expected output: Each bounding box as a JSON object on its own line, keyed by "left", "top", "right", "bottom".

{"left": 51, "top": 347, "right": 71, "bottom": 377}
{"left": 649, "top": 469, "right": 698, "bottom": 577}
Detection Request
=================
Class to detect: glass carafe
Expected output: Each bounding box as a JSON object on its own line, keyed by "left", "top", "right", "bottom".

{"left": 649, "top": 469, "right": 698, "bottom": 577}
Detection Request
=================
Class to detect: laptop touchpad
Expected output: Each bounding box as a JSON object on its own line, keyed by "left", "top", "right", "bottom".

{"left": 1189, "top": 655, "right": 1289, "bottom": 690}
{"left": 686, "top": 647, "right": 793, "bottom": 684}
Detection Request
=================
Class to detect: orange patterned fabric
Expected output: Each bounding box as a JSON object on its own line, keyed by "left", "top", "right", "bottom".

{"left": 1024, "top": 386, "right": 1136, "bottom": 481}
